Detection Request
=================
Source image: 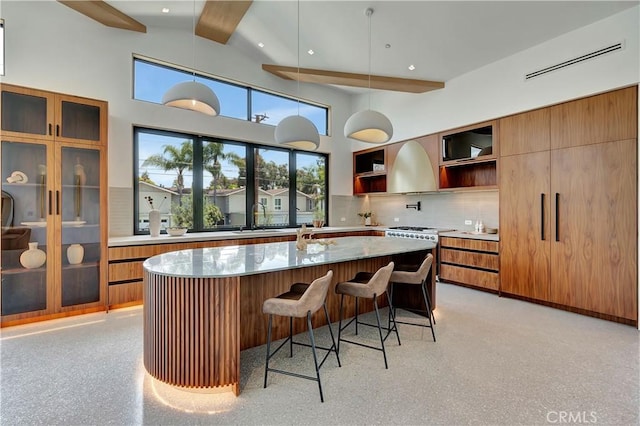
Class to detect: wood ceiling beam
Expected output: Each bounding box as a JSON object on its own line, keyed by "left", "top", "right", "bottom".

{"left": 262, "top": 64, "right": 445, "bottom": 94}
{"left": 57, "top": 1, "right": 146, "bottom": 33}
{"left": 196, "top": 1, "right": 253, "bottom": 45}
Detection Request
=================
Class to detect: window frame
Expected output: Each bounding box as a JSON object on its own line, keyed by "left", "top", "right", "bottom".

{"left": 132, "top": 55, "right": 329, "bottom": 136}
{"left": 133, "top": 126, "right": 329, "bottom": 235}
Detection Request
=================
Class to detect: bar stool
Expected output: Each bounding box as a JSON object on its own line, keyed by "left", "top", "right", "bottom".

{"left": 262, "top": 270, "right": 340, "bottom": 402}
{"left": 388, "top": 253, "right": 436, "bottom": 342}
{"left": 335, "top": 262, "right": 399, "bottom": 369}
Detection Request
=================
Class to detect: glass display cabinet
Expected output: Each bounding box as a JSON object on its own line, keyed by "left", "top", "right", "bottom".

{"left": 1, "top": 84, "right": 107, "bottom": 325}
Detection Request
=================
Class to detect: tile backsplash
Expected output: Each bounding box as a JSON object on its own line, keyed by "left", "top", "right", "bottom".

{"left": 111, "top": 186, "right": 498, "bottom": 237}
{"left": 332, "top": 190, "right": 499, "bottom": 231}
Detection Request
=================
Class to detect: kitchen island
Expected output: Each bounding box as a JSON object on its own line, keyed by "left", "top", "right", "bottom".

{"left": 143, "top": 236, "right": 436, "bottom": 395}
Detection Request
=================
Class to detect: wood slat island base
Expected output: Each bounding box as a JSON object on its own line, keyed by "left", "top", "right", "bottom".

{"left": 142, "top": 236, "right": 435, "bottom": 395}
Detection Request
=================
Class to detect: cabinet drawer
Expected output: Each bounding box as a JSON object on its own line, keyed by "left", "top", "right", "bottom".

{"left": 439, "top": 264, "right": 499, "bottom": 290}
{"left": 109, "top": 261, "right": 144, "bottom": 283}
{"left": 440, "top": 237, "right": 499, "bottom": 253}
{"left": 441, "top": 248, "right": 499, "bottom": 271}
{"left": 108, "top": 282, "right": 143, "bottom": 307}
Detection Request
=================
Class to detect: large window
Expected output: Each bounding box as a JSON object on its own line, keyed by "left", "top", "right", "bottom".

{"left": 134, "top": 127, "right": 328, "bottom": 235}
{"left": 296, "top": 153, "right": 326, "bottom": 225}
{"left": 133, "top": 56, "right": 328, "bottom": 135}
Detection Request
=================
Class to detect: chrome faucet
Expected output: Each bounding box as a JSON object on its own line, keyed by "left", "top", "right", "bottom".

{"left": 251, "top": 202, "right": 266, "bottom": 230}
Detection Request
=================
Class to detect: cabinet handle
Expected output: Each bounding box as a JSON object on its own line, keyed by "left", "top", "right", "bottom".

{"left": 56, "top": 190, "right": 60, "bottom": 215}
{"left": 540, "top": 193, "right": 545, "bottom": 241}
{"left": 56, "top": 124, "right": 60, "bottom": 137}
{"left": 48, "top": 190, "right": 52, "bottom": 215}
{"left": 555, "top": 192, "right": 560, "bottom": 242}
{"left": 48, "top": 123, "right": 52, "bottom": 136}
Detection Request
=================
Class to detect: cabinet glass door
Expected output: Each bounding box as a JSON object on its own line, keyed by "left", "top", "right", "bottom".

{"left": 60, "top": 146, "right": 101, "bottom": 307}
{"left": 1, "top": 90, "right": 50, "bottom": 138}
{"left": 60, "top": 101, "right": 101, "bottom": 142}
{"left": 1, "top": 140, "right": 50, "bottom": 316}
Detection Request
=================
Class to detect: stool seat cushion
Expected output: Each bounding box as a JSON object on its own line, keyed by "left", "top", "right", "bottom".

{"left": 335, "top": 262, "right": 394, "bottom": 298}
{"left": 263, "top": 271, "right": 333, "bottom": 318}
{"left": 390, "top": 254, "right": 433, "bottom": 285}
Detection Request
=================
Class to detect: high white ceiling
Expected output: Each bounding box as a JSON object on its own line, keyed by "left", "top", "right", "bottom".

{"left": 97, "top": 1, "right": 639, "bottom": 93}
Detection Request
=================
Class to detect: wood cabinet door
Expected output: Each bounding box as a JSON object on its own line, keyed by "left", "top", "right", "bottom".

{"left": 550, "top": 140, "right": 637, "bottom": 320}
{"left": 499, "top": 151, "right": 551, "bottom": 300}
{"left": 550, "top": 86, "right": 637, "bottom": 150}
{"left": 499, "top": 108, "right": 550, "bottom": 157}
{"left": 54, "top": 94, "right": 108, "bottom": 146}
{"left": 0, "top": 85, "right": 55, "bottom": 142}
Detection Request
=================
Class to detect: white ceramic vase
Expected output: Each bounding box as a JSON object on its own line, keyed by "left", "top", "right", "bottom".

{"left": 67, "top": 243, "right": 84, "bottom": 265}
{"left": 365, "top": 217, "right": 372, "bottom": 226}
{"left": 149, "top": 209, "right": 161, "bottom": 237}
{"left": 20, "top": 242, "right": 46, "bottom": 269}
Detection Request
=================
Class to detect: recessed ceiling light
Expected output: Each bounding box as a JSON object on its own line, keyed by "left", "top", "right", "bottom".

{"left": 307, "top": 49, "right": 314, "bottom": 55}
{"left": 258, "top": 42, "right": 265, "bottom": 48}
{"left": 385, "top": 44, "right": 391, "bottom": 49}
{"left": 408, "top": 64, "right": 416, "bottom": 71}
{"left": 161, "top": 7, "right": 170, "bottom": 13}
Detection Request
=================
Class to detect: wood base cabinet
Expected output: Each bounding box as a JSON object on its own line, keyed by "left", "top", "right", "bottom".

{"left": 439, "top": 236, "right": 500, "bottom": 291}
{"left": 1, "top": 85, "right": 108, "bottom": 326}
{"left": 499, "top": 86, "right": 637, "bottom": 322}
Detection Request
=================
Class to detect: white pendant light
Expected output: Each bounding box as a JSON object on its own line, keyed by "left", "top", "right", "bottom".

{"left": 274, "top": 0, "right": 320, "bottom": 150}
{"left": 162, "top": 81, "right": 220, "bottom": 116}
{"left": 344, "top": 8, "right": 393, "bottom": 144}
{"left": 274, "top": 115, "right": 320, "bottom": 150}
{"left": 162, "top": 0, "right": 220, "bottom": 116}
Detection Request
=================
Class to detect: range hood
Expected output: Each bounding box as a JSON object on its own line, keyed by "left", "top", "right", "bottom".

{"left": 387, "top": 140, "right": 437, "bottom": 193}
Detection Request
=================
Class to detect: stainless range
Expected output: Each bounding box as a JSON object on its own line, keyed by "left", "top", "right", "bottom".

{"left": 384, "top": 226, "right": 451, "bottom": 243}
{"left": 385, "top": 226, "right": 453, "bottom": 279}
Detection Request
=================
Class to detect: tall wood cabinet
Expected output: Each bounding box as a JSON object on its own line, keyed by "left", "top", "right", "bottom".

{"left": 499, "top": 86, "right": 637, "bottom": 321}
{"left": 1, "top": 84, "right": 108, "bottom": 326}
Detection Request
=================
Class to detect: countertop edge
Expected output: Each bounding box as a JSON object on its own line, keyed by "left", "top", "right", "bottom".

{"left": 439, "top": 231, "right": 499, "bottom": 241}
{"left": 108, "top": 226, "right": 385, "bottom": 247}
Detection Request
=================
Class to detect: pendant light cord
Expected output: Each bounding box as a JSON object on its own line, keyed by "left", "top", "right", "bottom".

{"left": 367, "top": 8, "right": 372, "bottom": 110}
{"left": 192, "top": 0, "right": 196, "bottom": 81}
{"left": 296, "top": 0, "right": 301, "bottom": 115}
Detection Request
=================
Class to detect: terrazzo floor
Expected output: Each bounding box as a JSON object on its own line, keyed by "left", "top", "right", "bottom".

{"left": 0, "top": 283, "right": 638, "bottom": 425}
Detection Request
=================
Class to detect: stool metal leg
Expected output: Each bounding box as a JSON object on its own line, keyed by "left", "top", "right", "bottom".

{"left": 354, "top": 296, "right": 359, "bottom": 335}
{"left": 289, "top": 317, "right": 294, "bottom": 357}
{"left": 323, "top": 303, "right": 341, "bottom": 367}
{"left": 264, "top": 314, "right": 273, "bottom": 388}
{"left": 372, "top": 295, "right": 388, "bottom": 369}
{"left": 423, "top": 280, "right": 436, "bottom": 325}
{"left": 387, "top": 295, "right": 401, "bottom": 346}
{"left": 337, "top": 294, "right": 345, "bottom": 355}
{"left": 421, "top": 281, "right": 436, "bottom": 342}
{"left": 307, "top": 311, "right": 324, "bottom": 402}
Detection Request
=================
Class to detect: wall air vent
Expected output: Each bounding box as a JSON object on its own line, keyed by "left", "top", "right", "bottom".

{"left": 526, "top": 42, "right": 624, "bottom": 80}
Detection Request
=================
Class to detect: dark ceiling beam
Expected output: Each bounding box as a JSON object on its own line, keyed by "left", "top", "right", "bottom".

{"left": 196, "top": 1, "right": 253, "bottom": 45}
{"left": 57, "top": 1, "right": 146, "bottom": 33}
{"left": 262, "top": 64, "right": 445, "bottom": 94}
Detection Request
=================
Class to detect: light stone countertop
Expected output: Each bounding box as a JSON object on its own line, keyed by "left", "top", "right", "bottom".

{"left": 439, "top": 231, "right": 499, "bottom": 241}
{"left": 143, "top": 235, "right": 436, "bottom": 278}
{"left": 109, "top": 226, "right": 383, "bottom": 247}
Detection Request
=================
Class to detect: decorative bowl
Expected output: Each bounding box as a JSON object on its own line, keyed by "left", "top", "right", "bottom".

{"left": 166, "top": 227, "right": 188, "bottom": 236}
